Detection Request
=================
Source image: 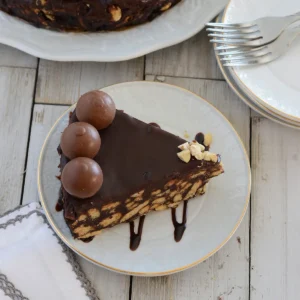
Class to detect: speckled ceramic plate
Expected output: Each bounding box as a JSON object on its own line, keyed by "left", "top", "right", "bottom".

{"left": 214, "top": 11, "right": 300, "bottom": 130}
{"left": 224, "top": 0, "right": 300, "bottom": 122}
{"left": 38, "top": 81, "right": 250, "bottom": 276}
{"left": 0, "top": 0, "right": 227, "bottom": 62}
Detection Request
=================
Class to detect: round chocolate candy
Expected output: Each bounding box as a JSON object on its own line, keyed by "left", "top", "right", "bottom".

{"left": 61, "top": 157, "right": 103, "bottom": 199}
{"left": 60, "top": 122, "right": 101, "bottom": 159}
{"left": 76, "top": 90, "right": 116, "bottom": 130}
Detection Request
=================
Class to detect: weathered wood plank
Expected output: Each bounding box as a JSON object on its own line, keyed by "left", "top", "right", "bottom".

{"left": 0, "top": 67, "right": 36, "bottom": 213}
{"left": 132, "top": 75, "right": 250, "bottom": 300}
{"left": 79, "top": 257, "right": 130, "bottom": 300}
{"left": 22, "top": 104, "right": 131, "bottom": 298}
{"left": 148, "top": 75, "right": 250, "bottom": 144}
{"left": 250, "top": 109, "right": 263, "bottom": 118}
{"left": 145, "top": 31, "right": 223, "bottom": 80}
{"left": 36, "top": 58, "right": 144, "bottom": 104}
{"left": 0, "top": 44, "right": 37, "bottom": 68}
{"left": 251, "top": 117, "right": 300, "bottom": 300}
{"left": 22, "top": 104, "right": 68, "bottom": 204}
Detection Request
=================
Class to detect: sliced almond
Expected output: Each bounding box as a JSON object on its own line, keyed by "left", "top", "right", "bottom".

{"left": 178, "top": 142, "right": 189, "bottom": 151}
{"left": 194, "top": 152, "right": 205, "bottom": 160}
{"left": 203, "top": 152, "right": 218, "bottom": 163}
{"left": 108, "top": 5, "right": 122, "bottom": 22}
{"left": 190, "top": 141, "right": 205, "bottom": 154}
{"left": 161, "top": 2, "right": 172, "bottom": 11}
{"left": 204, "top": 133, "right": 213, "bottom": 147}
{"left": 177, "top": 150, "right": 191, "bottom": 163}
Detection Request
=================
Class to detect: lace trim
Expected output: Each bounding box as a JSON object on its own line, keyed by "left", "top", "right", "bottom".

{"left": 57, "top": 239, "right": 100, "bottom": 300}
{"left": 0, "top": 207, "right": 100, "bottom": 300}
{"left": 0, "top": 203, "right": 32, "bottom": 219}
{"left": 0, "top": 274, "right": 29, "bottom": 300}
{"left": 0, "top": 210, "right": 38, "bottom": 230}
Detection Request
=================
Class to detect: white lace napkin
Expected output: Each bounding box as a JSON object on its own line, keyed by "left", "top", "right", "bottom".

{"left": 0, "top": 203, "right": 99, "bottom": 300}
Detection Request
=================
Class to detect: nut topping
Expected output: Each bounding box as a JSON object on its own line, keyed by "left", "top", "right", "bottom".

{"left": 204, "top": 133, "right": 213, "bottom": 147}
{"left": 189, "top": 141, "right": 205, "bottom": 157}
{"left": 108, "top": 5, "right": 122, "bottom": 22}
{"left": 203, "top": 152, "right": 218, "bottom": 163}
{"left": 177, "top": 139, "right": 218, "bottom": 163}
{"left": 161, "top": 3, "right": 172, "bottom": 11}
{"left": 177, "top": 149, "right": 191, "bottom": 163}
{"left": 178, "top": 142, "right": 189, "bottom": 151}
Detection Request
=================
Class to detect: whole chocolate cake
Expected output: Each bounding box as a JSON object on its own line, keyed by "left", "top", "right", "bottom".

{"left": 0, "top": 0, "right": 182, "bottom": 32}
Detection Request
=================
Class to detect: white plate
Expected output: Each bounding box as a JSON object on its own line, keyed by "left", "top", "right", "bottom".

{"left": 214, "top": 12, "right": 300, "bottom": 130}
{"left": 224, "top": 0, "right": 300, "bottom": 121}
{"left": 0, "top": 0, "right": 227, "bottom": 62}
{"left": 38, "top": 81, "right": 251, "bottom": 276}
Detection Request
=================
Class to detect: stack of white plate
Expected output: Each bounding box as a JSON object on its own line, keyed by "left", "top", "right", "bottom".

{"left": 216, "top": 0, "right": 300, "bottom": 129}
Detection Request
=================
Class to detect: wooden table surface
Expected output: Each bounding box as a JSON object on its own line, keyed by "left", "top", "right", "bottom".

{"left": 1, "top": 28, "right": 299, "bottom": 300}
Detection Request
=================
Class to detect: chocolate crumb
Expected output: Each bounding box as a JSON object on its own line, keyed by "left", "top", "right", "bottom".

{"left": 237, "top": 236, "right": 241, "bottom": 244}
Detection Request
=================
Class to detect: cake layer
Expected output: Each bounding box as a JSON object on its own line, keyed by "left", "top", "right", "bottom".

{"left": 59, "top": 110, "right": 224, "bottom": 240}
{"left": 67, "top": 164, "right": 223, "bottom": 240}
{"left": 0, "top": 0, "right": 181, "bottom": 32}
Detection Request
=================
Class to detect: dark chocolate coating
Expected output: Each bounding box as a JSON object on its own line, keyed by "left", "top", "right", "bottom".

{"left": 60, "top": 122, "right": 101, "bottom": 159}
{"left": 61, "top": 157, "right": 103, "bottom": 199}
{"left": 0, "top": 0, "right": 182, "bottom": 32}
{"left": 60, "top": 110, "right": 220, "bottom": 218}
{"left": 76, "top": 91, "right": 116, "bottom": 130}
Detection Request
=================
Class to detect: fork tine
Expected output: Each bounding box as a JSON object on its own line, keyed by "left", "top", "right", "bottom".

{"left": 220, "top": 52, "right": 271, "bottom": 61}
{"left": 206, "top": 28, "right": 241, "bottom": 33}
{"left": 208, "top": 31, "right": 261, "bottom": 39}
{"left": 223, "top": 54, "right": 273, "bottom": 66}
{"left": 215, "top": 45, "right": 243, "bottom": 51}
{"left": 210, "top": 37, "right": 262, "bottom": 46}
{"left": 224, "top": 60, "right": 267, "bottom": 66}
{"left": 206, "top": 22, "right": 256, "bottom": 28}
{"left": 216, "top": 46, "right": 267, "bottom": 56}
{"left": 206, "top": 26, "right": 259, "bottom": 34}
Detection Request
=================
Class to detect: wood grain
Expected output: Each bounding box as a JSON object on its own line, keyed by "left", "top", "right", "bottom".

{"left": 251, "top": 117, "right": 300, "bottom": 300}
{"left": 0, "top": 67, "right": 36, "bottom": 213}
{"left": 21, "top": 104, "right": 131, "bottom": 298}
{"left": 36, "top": 58, "right": 144, "bottom": 104}
{"left": 131, "top": 75, "right": 250, "bottom": 300}
{"left": 79, "top": 257, "right": 130, "bottom": 300}
{"left": 22, "top": 104, "right": 69, "bottom": 204}
{"left": 145, "top": 31, "right": 223, "bottom": 80}
{"left": 147, "top": 75, "right": 250, "bottom": 145}
{"left": 0, "top": 44, "right": 37, "bottom": 68}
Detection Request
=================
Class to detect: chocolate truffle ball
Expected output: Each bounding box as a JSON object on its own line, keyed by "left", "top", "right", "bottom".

{"left": 61, "top": 157, "right": 103, "bottom": 199}
{"left": 76, "top": 90, "right": 116, "bottom": 130}
{"left": 60, "top": 122, "right": 101, "bottom": 159}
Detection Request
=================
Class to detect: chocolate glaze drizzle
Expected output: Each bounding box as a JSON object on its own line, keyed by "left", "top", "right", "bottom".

{"left": 195, "top": 132, "right": 210, "bottom": 150}
{"left": 56, "top": 198, "right": 190, "bottom": 250}
{"left": 129, "top": 201, "right": 189, "bottom": 250}
{"left": 195, "top": 132, "right": 204, "bottom": 145}
{"left": 171, "top": 201, "right": 188, "bottom": 242}
{"left": 129, "top": 216, "right": 146, "bottom": 251}
{"left": 81, "top": 237, "right": 94, "bottom": 243}
{"left": 55, "top": 199, "right": 64, "bottom": 212}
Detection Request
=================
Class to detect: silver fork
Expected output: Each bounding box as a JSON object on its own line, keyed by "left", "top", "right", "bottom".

{"left": 216, "top": 25, "right": 300, "bottom": 66}
{"left": 206, "top": 12, "right": 300, "bottom": 47}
